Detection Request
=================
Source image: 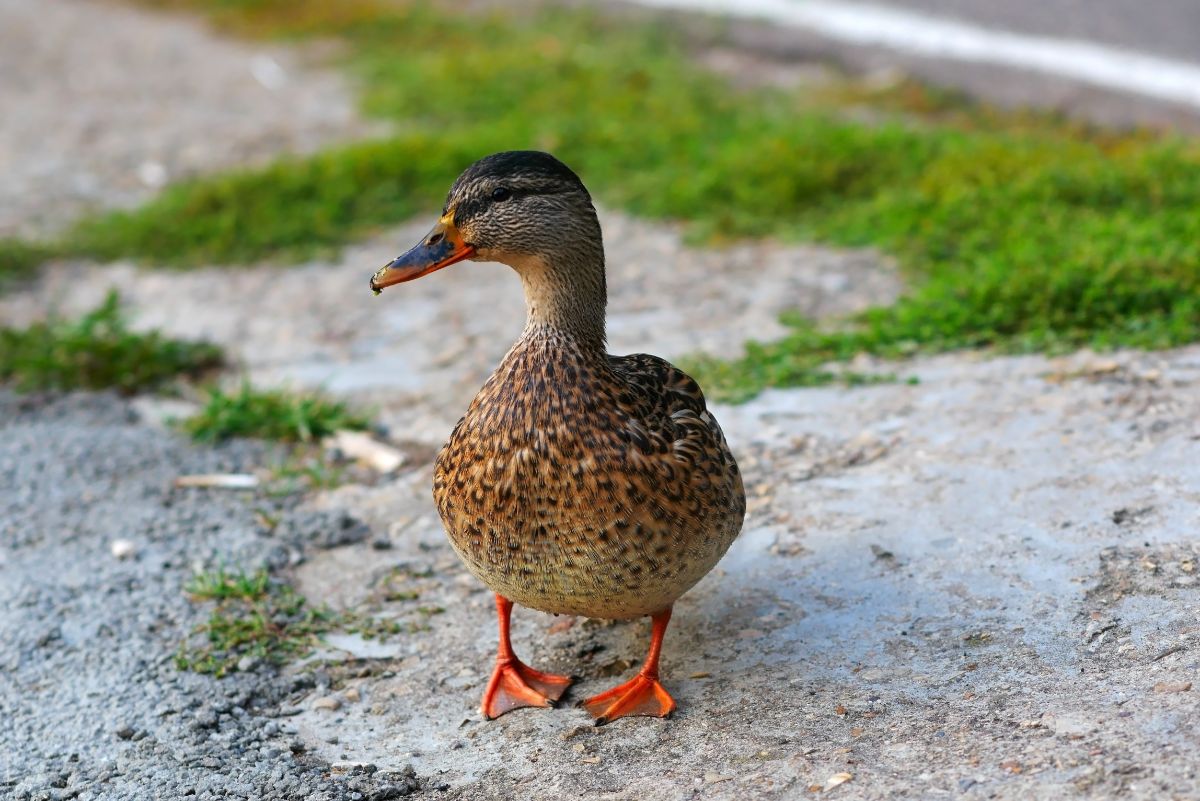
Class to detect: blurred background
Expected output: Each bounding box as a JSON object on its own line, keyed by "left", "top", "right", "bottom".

{"left": 3, "top": 1, "right": 1200, "bottom": 799}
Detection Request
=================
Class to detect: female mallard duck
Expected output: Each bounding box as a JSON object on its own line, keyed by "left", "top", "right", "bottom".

{"left": 369, "top": 151, "right": 745, "bottom": 724}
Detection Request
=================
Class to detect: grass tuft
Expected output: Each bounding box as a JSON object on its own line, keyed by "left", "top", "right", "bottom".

{"left": 0, "top": 239, "right": 56, "bottom": 289}
{"left": 0, "top": 291, "right": 223, "bottom": 394}
{"left": 180, "top": 383, "right": 369, "bottom": 443}
{"left": 176, "top": 568, "right": 334, "bottom": 675}
{"left": 685, "top": 348, "right": 898, "bottom": 404}
{"left": 176, "top": 566, "right": 439, "bottom": 675}
{"left": 185, "top": 567, "right": 273, "bottom": 601}
{"left": 265, "top": 451, "right": 349, "bottom": 494}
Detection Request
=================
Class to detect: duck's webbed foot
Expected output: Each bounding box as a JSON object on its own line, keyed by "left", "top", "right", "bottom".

{"left": 481, "top": 658, "right": 573, "bottom": 719}
{"left": 579, "top": 606, "right": 677, "bottom": 725}
{"left": 579, "top": 672, "right": 676, "bottom": 724}
{"left": 480, "top": 594, "right": 573, "bottom": 719}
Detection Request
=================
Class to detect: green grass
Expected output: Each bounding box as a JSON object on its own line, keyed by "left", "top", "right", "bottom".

{"left": 0, "top": 291, "right": 224, "bottom": 394}
{"left": 0, "top": 291, "right": 375, "bottom": 443}
{"left": 176, "top": 566, "right": 440, "bottom": 675}
{"left": 0, "top": 291, "right": 374, "bottom": 442}
{"left": 18, "top": 0, "right": 1200, "bottom": 399}
{"left": 180, "top": 383, "right": 369, "bottom": 443}
{"left": 265, "top": 451, "right": 349, "bottom": 494}
{"left": 176, "top": 568, "right": 335, "bottom": 675}
{"left": 186, "top": 566, "right": 273, "bottom": 601}
{"left": 0, "top": 239, "right": 57, "bottom": 290}
{"left": 64, "top": 135, "right": 477, "bottom": 267}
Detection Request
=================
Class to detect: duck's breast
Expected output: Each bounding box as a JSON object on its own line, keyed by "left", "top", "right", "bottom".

{"left": 432, "top": 344, "right": 745, "bottom": 618}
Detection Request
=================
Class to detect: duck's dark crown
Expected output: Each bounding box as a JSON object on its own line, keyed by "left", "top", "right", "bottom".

{"left": 450, "top": 150, "right": 590, "bottom": 199}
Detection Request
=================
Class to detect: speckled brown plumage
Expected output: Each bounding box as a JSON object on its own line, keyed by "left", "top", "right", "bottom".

{"left": 434, "top": 328, "right": 745, "bottom": 619}
{"left": 369, "top": 150, "right": 746, "bottom": 721}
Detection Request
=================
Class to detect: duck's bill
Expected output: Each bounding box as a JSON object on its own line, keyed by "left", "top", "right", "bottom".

{"left": 370, "top": 220, "right": 475, "bottom": 293}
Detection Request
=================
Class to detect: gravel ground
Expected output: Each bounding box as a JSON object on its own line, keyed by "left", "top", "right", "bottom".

{"left": 0, "top": 393, "right": 421, "bottom": 800}
{"left": 3, "top": 2, "right": 1200, "bottom": 800}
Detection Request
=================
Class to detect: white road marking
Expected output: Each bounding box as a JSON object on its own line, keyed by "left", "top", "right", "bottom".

{"left": 631, "top": 0, "right": 1200, "bottom": 108}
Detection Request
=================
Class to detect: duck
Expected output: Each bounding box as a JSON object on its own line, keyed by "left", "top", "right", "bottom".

{"left": 369, "top": 151, "right": 745, "bottom": 724}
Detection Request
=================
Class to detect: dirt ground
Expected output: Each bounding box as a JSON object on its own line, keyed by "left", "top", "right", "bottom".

{"left": 2, "top": 2, "right": 1198, "bottom": 800}
{"left": 0, "top": 0, "right": 370, "bottom": 237}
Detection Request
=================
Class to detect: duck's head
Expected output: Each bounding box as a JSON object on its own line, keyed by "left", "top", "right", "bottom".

{"left": 370, "top": 150, "right": 603, "bottom": 294}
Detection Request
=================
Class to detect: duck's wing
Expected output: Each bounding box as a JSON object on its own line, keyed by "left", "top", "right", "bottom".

{"left": 606, "top": 353, "right": 745, "bottom": 515}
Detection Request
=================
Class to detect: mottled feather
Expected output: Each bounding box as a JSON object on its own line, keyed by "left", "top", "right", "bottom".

{"left": 434, "top": 332, "right": 745, "bottom": 619}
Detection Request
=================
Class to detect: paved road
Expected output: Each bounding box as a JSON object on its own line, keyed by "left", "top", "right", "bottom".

{"left": 628, "top": 0, "right": 1200, "bottom": 129}
{"left": 885, "top": 0, "right": 1200, "bottom": 64}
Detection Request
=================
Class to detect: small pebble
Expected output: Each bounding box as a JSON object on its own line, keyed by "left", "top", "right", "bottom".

{"left": 827, "top": 772, "right": 853, "bottom": 788}
{"left": 312, "top": 696, "right": 342, "bottom": 712}
{"left": 136, "top": 160, "right": 168, "bottom": 188}
{"left": 561, "top": 725, "right": 591, "bottom": 741}
{"left": 110, "top": 539, "right": 136, "bottom": 559}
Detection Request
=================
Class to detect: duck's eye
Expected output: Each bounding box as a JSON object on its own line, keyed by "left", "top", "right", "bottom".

{"left": 491, "top": 187, "right": 512, "bottom": 202}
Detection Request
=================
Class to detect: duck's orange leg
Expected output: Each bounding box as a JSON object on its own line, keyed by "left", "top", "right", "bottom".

{"left": 580, "top": 606, "right": 677, "bottom": 725}
{"left": 480, "top": 594, "right": 573, "bottom": 719}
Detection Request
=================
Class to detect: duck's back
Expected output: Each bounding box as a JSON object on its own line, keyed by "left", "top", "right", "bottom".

{"left": 433, "top": 335, "right": 745, "bottom": 619}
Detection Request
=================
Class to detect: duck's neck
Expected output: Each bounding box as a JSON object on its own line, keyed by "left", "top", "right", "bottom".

{"left": 512, "top": 246, "right": 607, "bottom": 351}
